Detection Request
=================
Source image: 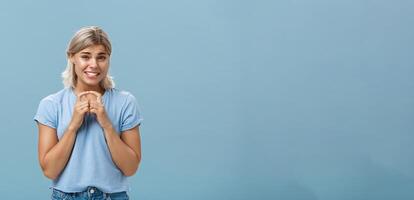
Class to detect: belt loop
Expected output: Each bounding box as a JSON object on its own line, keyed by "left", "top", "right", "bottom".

{"left": 89, "top": 186, "right": 94, "bottom": 198}
{"left": 105, "top": 192, "right": 111, "bottom": 200}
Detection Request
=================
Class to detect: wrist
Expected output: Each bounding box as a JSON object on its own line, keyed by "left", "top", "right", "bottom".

{"left": 67, "top": 120, "right": 81, "bottom": 133}
{"left": 67, "top": 124, "right": 79, "bottom": 133}
{"left": 102, "top": 123, "right": 114, "bottom": 132}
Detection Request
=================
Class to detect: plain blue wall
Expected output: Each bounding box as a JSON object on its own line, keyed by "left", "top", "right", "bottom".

{"left": 0, "top": 0, "right": 413, "bottom": 199}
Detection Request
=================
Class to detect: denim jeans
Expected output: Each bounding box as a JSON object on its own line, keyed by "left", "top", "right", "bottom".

{"left": 51, "top": 186, "right": 129, "bottom": 200}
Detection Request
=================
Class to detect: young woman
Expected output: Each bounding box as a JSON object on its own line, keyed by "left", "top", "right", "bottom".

{"left": 34, "top": 26, "right": 143, "bottom": 200}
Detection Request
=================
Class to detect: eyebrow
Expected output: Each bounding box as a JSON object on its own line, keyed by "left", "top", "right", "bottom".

{"left": 79, "top": 51, "right": 108, "bottom": 55}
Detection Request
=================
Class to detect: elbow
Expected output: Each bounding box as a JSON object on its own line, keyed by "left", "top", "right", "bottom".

{"left": 123, "top": 164, "right": 139, "bottom": 177}
{"left": 42, "top": 169, "right": 59, "bottom": 180}
{"left": 40, "top": 163, "right": 58, "bottom": 180}
{"left": 123, "top": 159, "right": 141, "bottom": 177}
{"left": 123, "top": 170, "right": 136, "bottom": 177}
{"left": 40, "top": 157, "right": 59, "bottom": 180}
{"left": 40, "top": 160, "right": 58, "bottom": 180}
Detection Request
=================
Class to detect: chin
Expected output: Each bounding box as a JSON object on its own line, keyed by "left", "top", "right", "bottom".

{"left": 82, "top": 79, "right": 102, "bottom": 87}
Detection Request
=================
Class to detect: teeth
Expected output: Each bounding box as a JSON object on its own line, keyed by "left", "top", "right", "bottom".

{"left": 85, "top": 72, "right": 98, "bottom": 76}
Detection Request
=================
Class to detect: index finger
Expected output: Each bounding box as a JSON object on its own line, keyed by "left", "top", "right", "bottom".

{"left": 77, "top": 91, "right": 90, "bottom": 99}
{"left": 87, "top": 91, "right": 102, "bottom": 103}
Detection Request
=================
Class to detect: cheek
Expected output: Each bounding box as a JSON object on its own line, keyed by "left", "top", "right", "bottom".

{"left": 75, "top": 59, "right": 88, "bottom": 67}
{"left": 73, "top": 60, "right": 87, "bottom": 73}
{"left": 100, "top": 64, "right": 110, "bottom": 74}
{"left": 100, "top": 61, "right": 109, "bottom": 68}
{"left": 74, "top": 65, "right": 84, "bottom": 76}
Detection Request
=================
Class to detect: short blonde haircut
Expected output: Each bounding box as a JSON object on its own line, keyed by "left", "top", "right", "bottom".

{"left": 62, "top": 26, "right": 115, "bottom": 89}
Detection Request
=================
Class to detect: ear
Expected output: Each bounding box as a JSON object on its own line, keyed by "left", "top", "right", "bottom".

{"left": 68, "top": 53, "right": 75, "bottom": 64}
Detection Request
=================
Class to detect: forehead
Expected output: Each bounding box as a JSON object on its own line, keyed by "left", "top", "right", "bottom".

{"left": 79, "top": 44, "right": 108, "bottom": 54}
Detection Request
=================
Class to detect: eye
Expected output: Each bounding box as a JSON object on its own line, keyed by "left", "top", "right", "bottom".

{"left": 81, "top": 55, "right": 90, "bottom": 60}
{"left": 97, "top": 56, "right": 107, "bottom": 61}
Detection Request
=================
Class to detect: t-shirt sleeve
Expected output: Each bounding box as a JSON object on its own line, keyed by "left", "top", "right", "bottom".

{"left": 120, "top": 94, "right": 143, "bottom": 132}
{"left": 33, "top": 98, "right": 58, "bottom": 129}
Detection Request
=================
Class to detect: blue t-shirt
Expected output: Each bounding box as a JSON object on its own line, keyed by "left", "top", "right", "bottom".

{"left": 34, "top": 87, "right": 143, "bottom": 193}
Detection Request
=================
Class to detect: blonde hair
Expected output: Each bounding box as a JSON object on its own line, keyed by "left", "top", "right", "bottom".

{"left": 62, "top": 26, "right": 115, "bottom": 89}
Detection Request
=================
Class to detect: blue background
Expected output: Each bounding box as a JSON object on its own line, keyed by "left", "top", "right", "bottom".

{"left": 1, "top": 0, "right": 413, "bottom": 199}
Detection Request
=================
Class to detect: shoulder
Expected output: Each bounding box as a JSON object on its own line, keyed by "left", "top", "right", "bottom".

{"left": 106, "top": 88, "right": 140, "bottom": 112}
{"left": 107, "top": 88, "right": 137, "bottom": 102}
{"left": 38, "top": 88, "right": 70, "bottom": 105}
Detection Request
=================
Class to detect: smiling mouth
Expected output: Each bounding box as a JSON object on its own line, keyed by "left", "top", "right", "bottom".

{"left": 84, "top": 71, "right": 100, "bottom": 78}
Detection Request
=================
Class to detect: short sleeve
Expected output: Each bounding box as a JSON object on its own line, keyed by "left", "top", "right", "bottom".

{"left": 120, "top": 94, "right": 143, "bottom": 132}
{"left": 33, "top": 98, "right": 58, "bottom": 129}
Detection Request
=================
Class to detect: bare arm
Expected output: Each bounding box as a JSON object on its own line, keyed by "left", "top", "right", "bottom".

{"left": 102, "top": 125, "right": 142, "bottom": 176}
{"left": 37, "top": 91, "right": 89, "bottom": 180}
{"left": 87, "top": 91, "right": 142, "bottom": 176}
{"left": 37, "top": 124, "right": 78, "bottom": 180}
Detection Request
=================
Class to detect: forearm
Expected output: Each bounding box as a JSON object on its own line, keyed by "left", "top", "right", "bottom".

{"left": 42, "top": 127, "right": 77, "bottom": 180}
{"left": 103, "top": 125, "right": 141, "bottom": 176}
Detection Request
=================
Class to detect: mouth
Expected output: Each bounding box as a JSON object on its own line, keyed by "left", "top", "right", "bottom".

{"left": 84, "top": 71, "right": 100, "bottom": 78}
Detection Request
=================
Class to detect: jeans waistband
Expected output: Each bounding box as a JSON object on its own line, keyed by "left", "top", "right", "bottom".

{"left": 52, "top": 186, "right": 128, "bottom": 200}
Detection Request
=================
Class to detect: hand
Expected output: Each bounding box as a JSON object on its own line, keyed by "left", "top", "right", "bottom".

{"left": 68, "top": 91, "right": 90, "bottom": 131}
{"left": 87, "top": 91, "right": 112, "bottom": 129}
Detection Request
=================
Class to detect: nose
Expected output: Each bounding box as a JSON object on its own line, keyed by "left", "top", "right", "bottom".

{"left": 89, "top": 58, "right": 98, "bottom": 68}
